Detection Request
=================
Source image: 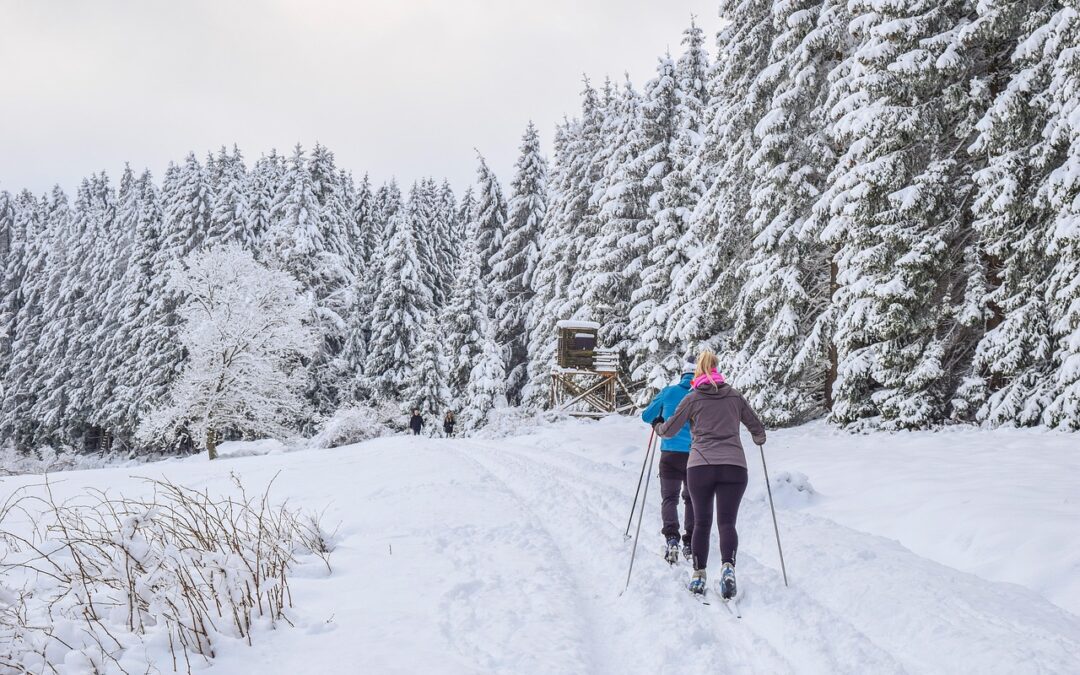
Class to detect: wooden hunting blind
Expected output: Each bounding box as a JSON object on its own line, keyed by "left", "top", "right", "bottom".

{"left": 557, "top": 322, "right": 598, "bottom": 368}
{"left": 550, "top": 320, "right": 635, "bottom": 418}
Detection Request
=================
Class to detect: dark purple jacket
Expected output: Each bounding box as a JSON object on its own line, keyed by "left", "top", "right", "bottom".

{"left": 657, "top": 382, "right": 766, "bottom": 469}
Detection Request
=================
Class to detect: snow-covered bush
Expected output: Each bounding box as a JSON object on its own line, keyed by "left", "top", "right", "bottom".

{"left": 470, "top": 407, "right": 573, "bottom": 440}
{"left": 0, "top": 476, "right": 333, "bottom": 673}
{"left": 0, "top": 443, "right": 169, "bottom": 476}
{"left": 310, "top": 403, "right": 396, "bottom": 449}
{"left": 748, "top": 470, "right": 818, "bottom": 510}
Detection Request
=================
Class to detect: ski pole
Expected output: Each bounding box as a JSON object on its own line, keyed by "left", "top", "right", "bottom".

{"left": 622, "top": 431, "right": 658, "bottom": 593}
{"left": 758, "top": 443, "right": 789, "bottom": 587}
{"left": 623, "top": 428, "right": 656, "bottom": 540}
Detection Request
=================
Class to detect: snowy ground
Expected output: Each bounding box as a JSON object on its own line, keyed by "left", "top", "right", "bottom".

{"left": 2, "top": 416, "right": 1078, "bottom": 674}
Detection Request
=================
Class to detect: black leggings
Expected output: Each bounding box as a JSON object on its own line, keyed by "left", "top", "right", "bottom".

{"left": 687, "top": 464, "right": 748, "bottom": 570}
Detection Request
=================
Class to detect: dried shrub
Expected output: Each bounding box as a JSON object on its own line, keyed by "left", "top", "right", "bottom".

{"left": 0, "top": 474, "right": 334, "bottom": 674}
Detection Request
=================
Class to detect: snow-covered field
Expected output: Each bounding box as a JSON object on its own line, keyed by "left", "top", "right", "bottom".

{"left": 2, "top": 416, "right": 1078, "bottom": 674}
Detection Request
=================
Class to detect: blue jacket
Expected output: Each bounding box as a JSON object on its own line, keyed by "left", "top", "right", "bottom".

{"left": 640, "top": 374, "right": 693, "bottom": 452}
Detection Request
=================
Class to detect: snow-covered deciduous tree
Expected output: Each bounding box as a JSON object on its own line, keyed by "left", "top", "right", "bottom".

{"left": 138, "top": 245, "right": 316, "bottom": 459}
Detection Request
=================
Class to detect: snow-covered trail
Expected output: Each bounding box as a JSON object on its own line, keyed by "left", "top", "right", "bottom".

{"left": 454, "top": 432, "right": 1079, "bottom": 674}
{"left": 4, "top": 417, "right": 1078, "bottom": 674}
{"left": 207, "top": 417, "right": 1080, "bottom": 674}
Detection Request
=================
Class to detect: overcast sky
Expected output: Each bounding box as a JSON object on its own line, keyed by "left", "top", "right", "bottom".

{"left": 1, "top": 0, "right": 723, "bottom": 197}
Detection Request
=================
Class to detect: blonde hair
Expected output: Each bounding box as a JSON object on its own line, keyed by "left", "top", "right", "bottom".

{"left": 695, "top": 349, "right": 719, "bottom": 380}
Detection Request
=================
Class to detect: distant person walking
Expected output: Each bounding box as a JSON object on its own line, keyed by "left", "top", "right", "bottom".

{"left": 640, "top": 356, "right": 697, "bottom": 564}
{"left": 409, "top": 409, "right": 424, "bottom": 436}
{"left": 443, "top": 411, "right": 456, "bottom": 437}
{"left": 655, "top": 350, "right": 766, "bottom": 599}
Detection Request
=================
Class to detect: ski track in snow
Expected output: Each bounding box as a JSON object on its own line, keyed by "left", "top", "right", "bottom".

{"left": 450, "top": 431, "right": 1080, "bottom": 675}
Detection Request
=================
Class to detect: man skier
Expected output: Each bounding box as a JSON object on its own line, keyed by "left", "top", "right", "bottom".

{"left": 640, "top": 356, "right": 696, "bottom": 564}
{"left": 409, "top": 409, "right": 424, "bottom": 436}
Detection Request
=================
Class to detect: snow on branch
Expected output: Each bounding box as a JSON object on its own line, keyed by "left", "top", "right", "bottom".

{"left": 137, "top": 245, "right": 318, "bottom": 458}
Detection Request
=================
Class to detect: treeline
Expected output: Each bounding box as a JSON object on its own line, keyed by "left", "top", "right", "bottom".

{"left": 521, "top": 3, "right": 1080, "bottom": 431}
{"left": 0, "top": 139, "right": 535, "bottom": 452}
{"left": 3, "top": 1, "right": 1080, "bottom": 456}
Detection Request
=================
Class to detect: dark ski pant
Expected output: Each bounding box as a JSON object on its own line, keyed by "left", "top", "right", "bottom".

{"left": 687, "top": 464, "right": 748, "bottom": 570}
{"left": 659, "top": 451, "right": 693, "bottom": 545}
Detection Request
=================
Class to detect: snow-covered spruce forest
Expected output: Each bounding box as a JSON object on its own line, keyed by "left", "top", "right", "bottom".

{"left": 3, "top": 3, "right": 1080, "bottom": 457}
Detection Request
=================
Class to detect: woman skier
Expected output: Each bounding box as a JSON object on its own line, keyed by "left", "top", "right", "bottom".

{"left": 443, "top": 411, "right": 456, "bottom": 437}
{"left": 654, "top": 349, "right": 766, "bottom": 599}
{"left": 640, "top": 356, "right": 697, "bottom": 564}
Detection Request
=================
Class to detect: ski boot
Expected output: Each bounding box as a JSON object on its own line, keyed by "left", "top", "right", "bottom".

{"left": 664, "top": 538, "right": 680, "bottom": 565}
{"left": 688, "top": 569, "right": 707, "bottom": 595}
{"left": 682, "top": 542, "right": 692, "bottom": 561}
{"left": 720, "top": 562, "right": 737, "bottom": 600}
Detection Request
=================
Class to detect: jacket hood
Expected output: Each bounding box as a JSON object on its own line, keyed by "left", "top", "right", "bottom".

{"left": 678, "top": 373, "right": 694, "bottom": 388}
{"left": 695, "top": 382, "right": 736, "bottom": 398}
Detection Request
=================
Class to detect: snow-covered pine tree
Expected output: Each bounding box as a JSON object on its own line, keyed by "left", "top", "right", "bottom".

{"left": 0, "top": 191, "right": 12, "bottom": 266}
{"left": 0, "top": 191, "right": 45, "bottom": 448}
{"left": 97, "top": 170, "right": 162, "bottom": 443}
{"left": 137, "top": 245, "right": 316, "bottom": 458}
{"left": 811, "top": 0, "right": 984, "bottom": 429}
{"left": 407, "top": 179, "right": 444, "bottom": 307}
{"left": 965, "top": 3, "right": 1080, "bottom": 430}
{"left": 245, "top": 150, "right": 283, "bottom": 251}
{"left": 207, "top": 145, "right": 250, "bottom": 247}
{"left": 473, "top": 153, "right": 508, "bottom": 282}
{"left": 430, "top": 179, "right": 459, "bottom": 306}
{"left": 455, "top": 184, "right": 475, "bottom": 247}
{"left": 579, "top": 77, "right": 649, "bottom": 356}
{"left": 441, "top": 228, "right": 491, "bottom": 401}
{"left": 524, "top": 83, "right": 607, "bottom": 407}
{"left": 460, "top": 318, "right": 507, "bottom": 432}
{"left": 0, "top": 191, "right": 32, "bottom": 382}
{"left": 126, "top": 160, "right": 205, "bottom": 449}
{"left": 26, "top": 187, "right": 75, "bottom": 447}
{"left": 373, "top": 180, "right": 404, "bottom": 240}
{"left": 562, "top": 79, "right": 616, "bottom": 324}
{"left": 265, "top": 144, "right": 353, "bottom": 416}
{"left": 340, "top": 174, "right": 378, "bottom": 398}
{"left": 725, "top": 0, "right": 850, "bottom": 425}
{"left": 402, "top": 313, "right": 451, "bottom": 423}
{"left": 666, "top": 0, "right": 776, "bottom": 354}
{"left": 86, "top": 167, "right": 142, "bottom": 441}
{"left": 266, "top": 144, "right": 327, "bottom": 272}
{"left": 951, "top": 2, "right": 1063, "bottom": 426}
{"left": 436, "top": 179, "right": 460, "bottom": 263}
{"left": 309, "top": 143, "right": 356, "bottom": 266}
{"left": 363, "top": 209, "right": 430, "bottom": 400}
{"left": 624, "top": 52, "right": 688, "bottom": 389}
{"left": 492, "top": 122, "right": 547, "bottom": 404}
{"left": 350, "top": 173, "right": 376, "bottom": 267}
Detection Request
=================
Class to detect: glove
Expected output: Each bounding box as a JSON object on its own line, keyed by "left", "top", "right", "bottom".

{"left": 651, "top": 416, "right": 665, "bottom": 429}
